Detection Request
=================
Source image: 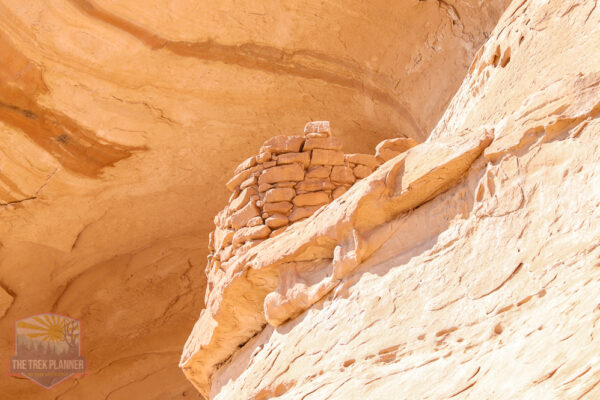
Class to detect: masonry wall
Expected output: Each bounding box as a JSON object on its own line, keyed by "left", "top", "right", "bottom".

{"left": 207, "top": 121, "right": 417, "bottom": 270}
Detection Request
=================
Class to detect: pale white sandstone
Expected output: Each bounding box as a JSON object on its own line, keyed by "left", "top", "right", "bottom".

{"left": 182, "top": 2, "right": 600, "bottom": 399}
{"left": 183, "top": 128, "right": 493, "bottom": 395}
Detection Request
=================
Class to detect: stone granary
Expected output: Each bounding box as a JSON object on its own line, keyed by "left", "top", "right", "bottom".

{"left": 208, "top": 121, "right": 418, "bottom": 269}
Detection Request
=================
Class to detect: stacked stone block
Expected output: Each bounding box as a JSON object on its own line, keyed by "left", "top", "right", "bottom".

{"left": 207, "top": 121, "right": 418, "bottom": 269}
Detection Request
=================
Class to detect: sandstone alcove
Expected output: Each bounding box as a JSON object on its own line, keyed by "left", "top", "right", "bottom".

{"left": 6, "top": 1, "right": 599, "bottom": 399}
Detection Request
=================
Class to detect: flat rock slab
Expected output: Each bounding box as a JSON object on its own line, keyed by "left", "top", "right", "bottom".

{"left": 258, "top": 164, "right": 305, "bottom": 185}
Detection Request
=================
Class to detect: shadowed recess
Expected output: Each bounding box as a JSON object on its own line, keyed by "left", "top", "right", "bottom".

{"left": 67, "top": 0, "right": 424, "bottom": 139}
{"left": 0, "top": 33, "right": 144, "bottom": 178}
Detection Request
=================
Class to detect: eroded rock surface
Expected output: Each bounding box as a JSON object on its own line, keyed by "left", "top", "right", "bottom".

{"left": 182, "top": 124, "right": 492, "bottom": 396}
{"left": 182, "top": 0, "right": 600, "bottom": 399}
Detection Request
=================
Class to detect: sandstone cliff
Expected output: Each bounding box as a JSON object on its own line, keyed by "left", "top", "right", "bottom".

{"left": 182, "top": 0, "right": 600, "bottom": 399}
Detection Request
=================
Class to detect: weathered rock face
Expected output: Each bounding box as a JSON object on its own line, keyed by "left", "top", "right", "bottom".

{"left": 182, "top": 0, "right": 600, "bottom": 399}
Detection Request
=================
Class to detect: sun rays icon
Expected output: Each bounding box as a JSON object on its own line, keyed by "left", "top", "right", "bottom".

{"left": 16, "top": 314, "right": 79, "bottom": 344}
{"left": 11, "top": 313, "right": 86, "bottom": 388}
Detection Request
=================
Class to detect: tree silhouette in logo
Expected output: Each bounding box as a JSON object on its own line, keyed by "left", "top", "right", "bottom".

{"left": 16, "top": 314, "right": 80, "bottom": 356}
{"left": 61, "top": 319, "right": 80, "bottom": 355}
